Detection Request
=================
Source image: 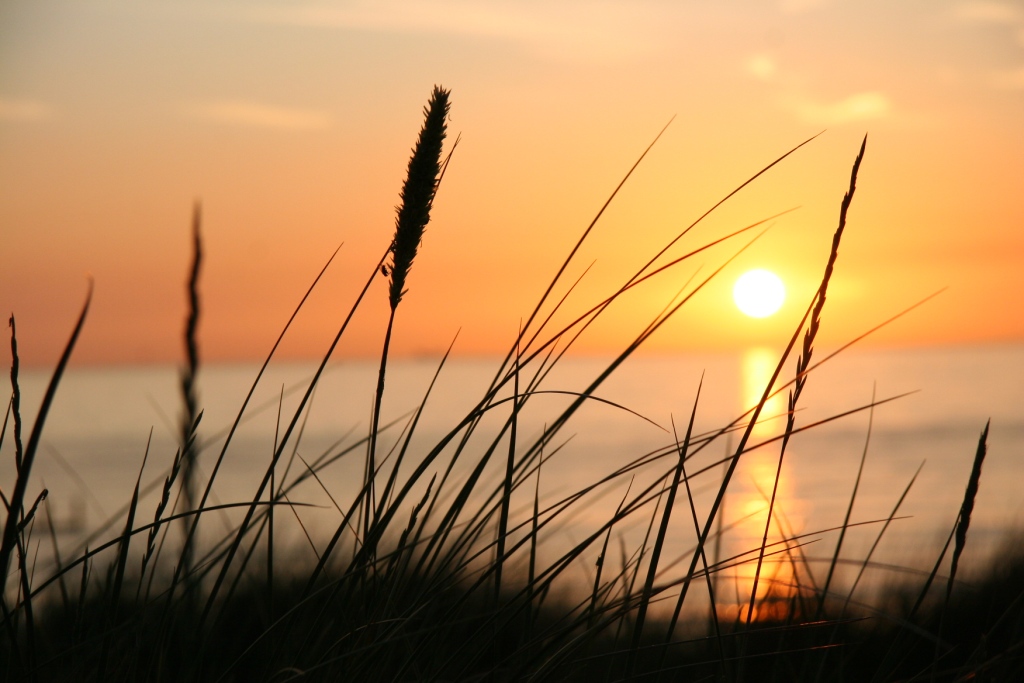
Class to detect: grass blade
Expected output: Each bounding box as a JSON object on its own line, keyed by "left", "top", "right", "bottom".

{"left": 1, "top": 281, "right": 91, "bottom": 582}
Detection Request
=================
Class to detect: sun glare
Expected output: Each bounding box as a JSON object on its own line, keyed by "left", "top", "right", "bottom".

{"left": 733, "top": 269, "right": 785, "bottom": 318}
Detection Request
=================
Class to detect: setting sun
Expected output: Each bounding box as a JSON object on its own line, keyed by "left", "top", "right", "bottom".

{"left": 733, "top": 269, "right": 785, "bottom": 318}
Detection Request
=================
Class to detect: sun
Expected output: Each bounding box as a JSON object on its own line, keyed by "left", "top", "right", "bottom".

{"left": 733, "top": 269, "right": 786, "bottom": 318}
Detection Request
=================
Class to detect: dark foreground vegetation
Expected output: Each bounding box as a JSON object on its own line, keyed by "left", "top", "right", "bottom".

{"left": 14, "top": 538, "right": 1024, "bottom": 681}
{"left": 3, "top": 87, "right": 1021, "bottom": 681}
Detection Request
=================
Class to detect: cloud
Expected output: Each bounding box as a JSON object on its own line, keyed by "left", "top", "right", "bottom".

{"left": 0, "top": 98, "right": 53, "bottom": 122}
{"left": 187, "top": 100, "right": 332, "bottom": 130}
{"left": 951, "top": 1, "right": 1022, "bottom": 24}
{"left": 746, "top": 54, "right": 777, "bottom": 81}
{"left": 785, "top": 91, "right": 891, "bottom": 126}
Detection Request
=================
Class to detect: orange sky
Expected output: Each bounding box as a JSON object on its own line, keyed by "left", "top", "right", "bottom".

{"left": 1, "top": 1, "right": 1022, "bottom": 367}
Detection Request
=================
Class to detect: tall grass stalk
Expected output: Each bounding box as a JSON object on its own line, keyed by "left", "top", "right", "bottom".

{"left": 170, "top": 244, "right": 340, "bottom": 610}
{"left": 819, "top": 382, "right": 876, "bottom": 619}
{"left": 366, "top": 86, "right": 451, "bottom": 541}
{"left": 1, "top": 285, "right": 89, "bottom": 677}
{"left": 494, "top": 331, "right": 522, "bottom": 603}
{"left": 931, "top": 420, "right": 990, "bottom": 678}
{"left": 1, "top": 284, "right": 91, "bottom": 582}
{"left": 948, "top": 420, "right": 989, "bottom": 600}
{"left": 746, "top": 136, "right": 868, "bottom": 626}
{"left": 628, "top": 378, "right": 704, "bottom": 677}
{"left": 178, "top": 203, "right": 202, "bottom": 584}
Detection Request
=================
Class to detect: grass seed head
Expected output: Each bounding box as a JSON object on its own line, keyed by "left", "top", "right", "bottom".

{"left": 388, "top": 85, "right": 450, "bottom": 310}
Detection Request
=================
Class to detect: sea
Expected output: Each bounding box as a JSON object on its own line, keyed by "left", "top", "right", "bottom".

{"left": 4, "top": 345, "right": 1023, "bottom": 608}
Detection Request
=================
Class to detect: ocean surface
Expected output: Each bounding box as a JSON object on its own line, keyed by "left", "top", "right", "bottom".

{"left": 4, "top": 345, "right": 1023, "bottom": 607}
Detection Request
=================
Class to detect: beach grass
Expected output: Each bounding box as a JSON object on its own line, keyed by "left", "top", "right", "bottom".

{"left": 2, "top": 87, "right": 1022, "bottom": 682}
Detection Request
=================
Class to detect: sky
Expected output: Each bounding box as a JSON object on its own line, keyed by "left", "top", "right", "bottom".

{"left": 1, "top": 0, "right": 1022, "bottom": 367}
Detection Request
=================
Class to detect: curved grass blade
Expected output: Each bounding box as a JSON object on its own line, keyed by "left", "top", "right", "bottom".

{"left": 0, "top": 281, "right": 91, "bottom": 582}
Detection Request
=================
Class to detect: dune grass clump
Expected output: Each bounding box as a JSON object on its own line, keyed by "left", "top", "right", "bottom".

{"left": 2, "top": 87, "right": 1022, "bottom": 682}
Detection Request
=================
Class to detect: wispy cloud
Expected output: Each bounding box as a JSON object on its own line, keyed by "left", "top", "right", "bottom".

{"left": 0, "top": 98, "right": 53, "bottom": 122}
{"left": 785, "top": 91, "right": 891, "bottom": 126}
{"left": 187, "top": 100, "right": 332, "bottom": 130}
{"left": 742, "top": 53, "right": 894, "bottom": 126}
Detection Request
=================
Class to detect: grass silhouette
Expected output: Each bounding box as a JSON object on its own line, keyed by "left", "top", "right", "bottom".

{"left": 2, "top": 87, "right": 1021, "bottom": 682}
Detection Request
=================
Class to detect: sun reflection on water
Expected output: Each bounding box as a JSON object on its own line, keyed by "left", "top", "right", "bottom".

{"left": 716, "top": 347, "right": 803, "bottom": 622}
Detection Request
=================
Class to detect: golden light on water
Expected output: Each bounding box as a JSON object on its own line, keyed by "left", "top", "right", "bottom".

{"left": 724, "top": 346, "right": 800, "bottom": 621}
{"left": 733, "top": 270, "right": 785, "bottom": 319}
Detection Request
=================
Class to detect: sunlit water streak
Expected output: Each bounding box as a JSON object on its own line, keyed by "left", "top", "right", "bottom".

{"left": 3, "top": 345, "right": 1022, "bottom": 616}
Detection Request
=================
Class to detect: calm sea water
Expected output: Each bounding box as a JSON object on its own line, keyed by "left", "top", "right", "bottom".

{"left": 4, "top": 345, "right": 1023, "bottom": 604}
